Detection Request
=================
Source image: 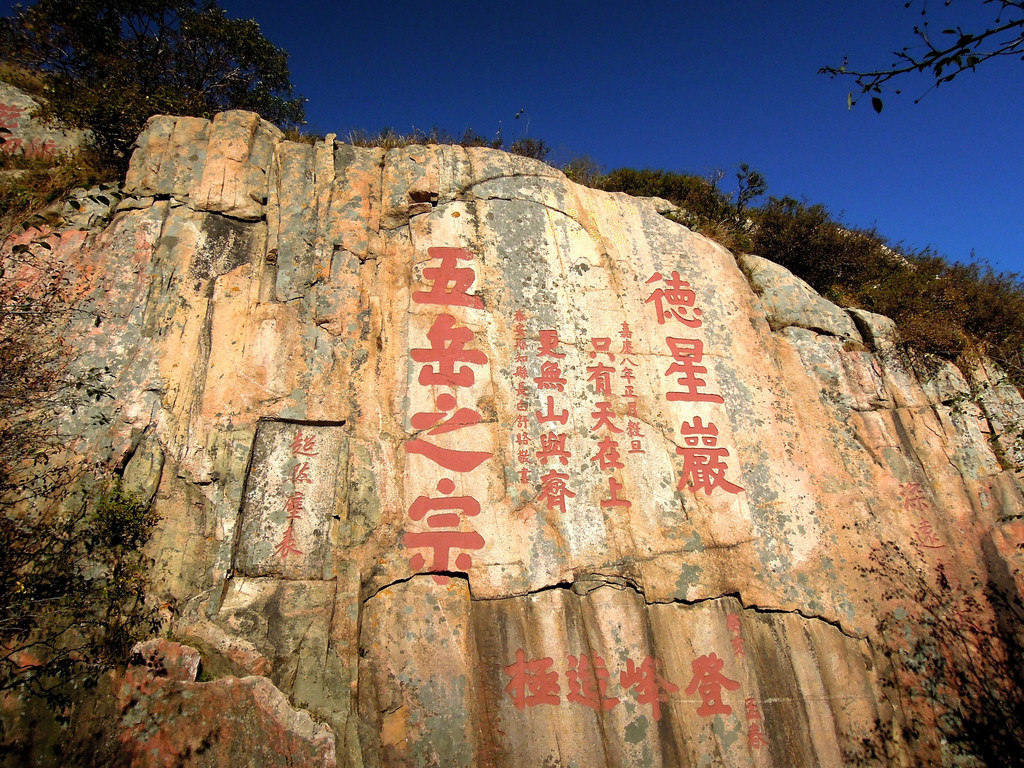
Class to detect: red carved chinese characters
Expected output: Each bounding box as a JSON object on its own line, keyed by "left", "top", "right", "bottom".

{"left": 504, "top": 649, "right": 560, "bottom": 709}
{"left": 503, "top": 652, "right": 687, "bottom": 716}
{"left": 539, "top": 470, "right": 576, "bottom": 513}
{"left": 664, "top": 338, "right": 724, "bottom": 403}
{"left": 411, "top": 314, "right": 487, "bottom": 387}
{"left": 620, "top": 322, "right": 645, "bottom": 455}
{"left": 532, "top": 328, "right": 573, "bottom": 510}
{"left": 621, "top": 656, "right": 679, "bottom": 722}
{"left": 901, "top": 482, "right": 945, "bottom": 549}
{"left": 537, "top": 431, "right": 571, "bottom": 466}
{"left": 644, "top": 270, "right": 743, "bottom": 497}
{"left": 726, "top": 612, "right": 745, "bottom": 657}
{"left": 676, "top": 417, "right": 743, "bottom": 495}
{"left": 645, "top": 271, "right": 703, "bottom": 327}
{"left": 404, "top": 248, "right": 491, "bottom": 582}
{"left": 588, "top": 362, "right": 633, "bottom": 507}
{"left": 745, "top": 698, "right": 769, "bottom": 748}
{"left": 275, "top": 429, "right": 319, "bottom": 559}
{"left": 412, "top": 247, "right": 484, "bottom": 308}
{"left": 290, "top": 430, "right": 319, "bottom": 457}
{"left": 567, "top": 654, "right": 619, "bottom": 711}
{"left": 512, "top": 311, "right": 532, "bottom": 485}
{"left": 274, "top": 525, "right": 303, "bottom": 559}
{"left": 684, "top": 652, "right": 739, "bottom": 717}
{"left": 534, "top": 360, "right": 567, "bottom": 391}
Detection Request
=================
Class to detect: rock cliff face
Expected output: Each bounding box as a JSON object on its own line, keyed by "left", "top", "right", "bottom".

{"left": 12, "top": 110, "right": 1024, "bottom": 766}
{"left": 0, "top": 82, "right": 86, "bottom": 157}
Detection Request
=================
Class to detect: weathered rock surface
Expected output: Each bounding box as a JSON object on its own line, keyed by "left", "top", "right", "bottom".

{"left": 0, "top": 81, "right": 87, "bottom": 157}
{"left": 66, "top": 642, "right": 337, "bottom": 768}
{"left": 6, "top": 111, "right": 1024, "bottom": 766}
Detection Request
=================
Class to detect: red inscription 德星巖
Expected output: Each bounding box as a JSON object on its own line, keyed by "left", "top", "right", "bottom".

{"left": 676, "top": 417, "right": 743, "bottom": 495}
{"left": 645, "top": 271, "right": 704, "bottom": 327}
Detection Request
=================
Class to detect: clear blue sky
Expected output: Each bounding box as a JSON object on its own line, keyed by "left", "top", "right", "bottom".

{"left": 6, "top": 1, "right": 1022, "bottom": 276}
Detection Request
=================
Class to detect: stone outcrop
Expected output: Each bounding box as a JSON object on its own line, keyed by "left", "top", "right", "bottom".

{"left": 0, "top": 81, "right": 87, "bottom": 158}
{"left": 65, "top": 640, "right": 336, "bottom": 768}
{"left": 5, "top": 110, "right": 1024, "bottom": 766}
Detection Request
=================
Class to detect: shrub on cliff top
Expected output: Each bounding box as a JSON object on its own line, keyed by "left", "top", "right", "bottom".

{"left": 0, "top": 0, "right": 305, "bottom": 168}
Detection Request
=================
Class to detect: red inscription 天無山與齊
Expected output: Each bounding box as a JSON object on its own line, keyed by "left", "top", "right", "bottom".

{"left": 538, "top": 469, "right": 576, "bottom": 513}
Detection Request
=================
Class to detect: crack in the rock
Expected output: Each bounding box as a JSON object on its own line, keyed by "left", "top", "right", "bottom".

{"left": 457, "top": 171, "right": 566, "bottom": 196}
{"left": 459, "top": 571, "right": 862, "bottom": 640}
{"left": 362, "top": 570, "right": 470, "bottom": 603}
{"left": 474, "top": 193, "right": 578, "bottom": 223}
